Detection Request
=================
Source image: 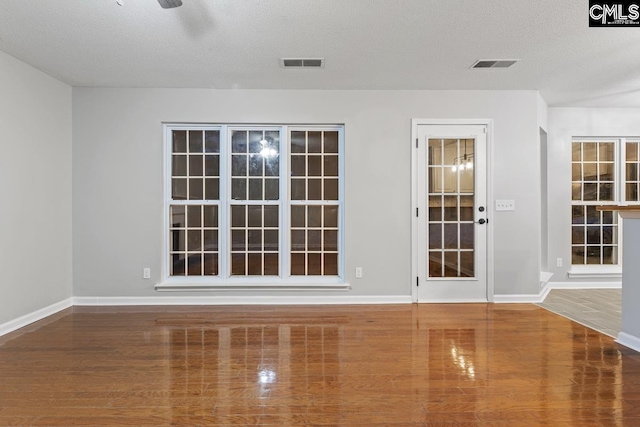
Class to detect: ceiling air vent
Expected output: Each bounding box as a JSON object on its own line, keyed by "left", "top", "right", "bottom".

{"left": 158, "top": 0, "right": 182, "bottom": 8}
{"left": 471, "top": 59, "right": 519, "bottom": 69}
{"left": 281, "top": 58, "right": 325, "bottom": 68}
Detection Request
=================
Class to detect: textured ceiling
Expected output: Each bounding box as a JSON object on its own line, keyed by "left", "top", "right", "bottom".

{"left": 1, "top": 0, "right": 640, "bottom": 106}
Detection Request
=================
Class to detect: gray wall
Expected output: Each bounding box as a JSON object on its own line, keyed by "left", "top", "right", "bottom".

{"left": 548, "top": 107, "right": 640, "bottom": 283}
{"left": 72, "top": 88, "right": 542, "bottom": 298}
{"left": 0, "top": 50, "right": 72, "bottom": 325}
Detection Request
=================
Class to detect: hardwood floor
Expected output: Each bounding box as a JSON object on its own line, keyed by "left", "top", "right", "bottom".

{"left": 1, "top": 303, "right": 640, "bottom": 426}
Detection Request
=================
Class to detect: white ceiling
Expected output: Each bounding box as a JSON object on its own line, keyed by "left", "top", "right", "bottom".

{"left": 1, "top": 0, "right": 640, "bottom": 107}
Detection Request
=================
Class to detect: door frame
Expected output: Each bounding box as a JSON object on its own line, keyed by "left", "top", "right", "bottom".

{"left": 411, "top": 119, "right": 495, "bottom": 303}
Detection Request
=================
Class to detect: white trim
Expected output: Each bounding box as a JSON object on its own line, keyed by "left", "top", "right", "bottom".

{"left": 617, "top": 332, "right": 640, "bottom": 353}
{"left": 0, "top": 298, "right": 73, "bottom": 338}
{"left": 73, "top": 295, "right": 412, "bottom": 306}
{"left": 494, "top": 286, "right": 551, "bottom": 304}
{"left": 548, "top": 281, "right": 622, "bottom": 289}
{"left": 155, "top": 282, "right": 351, "bottom": 291}
{"left": 540, "top": 271, "right": 553, "bottom": 287}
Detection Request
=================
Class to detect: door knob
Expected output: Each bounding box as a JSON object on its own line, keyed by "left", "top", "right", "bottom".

{"left": 476, "top": 218, "right": 487, "bottom": 225}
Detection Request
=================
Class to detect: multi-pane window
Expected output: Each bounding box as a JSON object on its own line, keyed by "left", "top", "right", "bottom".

{"left": 166, "top": 125, "right": 343, "bottom": 283}
{"left": 571, "top": 139, "right": 640, "bottom": 266}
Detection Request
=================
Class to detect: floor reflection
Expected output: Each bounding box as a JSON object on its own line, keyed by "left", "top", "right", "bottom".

{"left": 168, "top": 321, "right": 341, "bottom": 425}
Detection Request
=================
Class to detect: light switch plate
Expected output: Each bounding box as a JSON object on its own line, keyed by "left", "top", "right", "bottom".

{"left": 495, "top": 200, "right": 515, "bottom": 211}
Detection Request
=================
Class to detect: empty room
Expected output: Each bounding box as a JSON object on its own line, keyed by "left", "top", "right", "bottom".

{"left": 2, "top": 1, "right": 640, "bottom": 425}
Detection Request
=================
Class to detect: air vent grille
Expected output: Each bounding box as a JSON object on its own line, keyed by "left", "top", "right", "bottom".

{"left": 471, "top": 59, "right": 519, "bottom": 69}
{"left": 281, "top": 58, "right": 325, "bottom": 68}
{"left": 158, "top": 0, "right": 182, "bottom": 8}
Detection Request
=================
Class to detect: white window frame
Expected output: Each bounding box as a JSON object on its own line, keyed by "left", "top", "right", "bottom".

{"left": 158, "top": 124, "right": 347, "bottom": 291}
{"left": 569, "top": 137, "right": 640, "bottom": 278}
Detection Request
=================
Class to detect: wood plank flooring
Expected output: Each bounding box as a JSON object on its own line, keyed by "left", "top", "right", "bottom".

{"left": 1, "top": 304, "right": 640, "bottom": 426}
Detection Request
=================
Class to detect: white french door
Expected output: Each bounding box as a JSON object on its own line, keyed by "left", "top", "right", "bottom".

{"left": 414, "top": 124, "right": 488, "bottom": 302}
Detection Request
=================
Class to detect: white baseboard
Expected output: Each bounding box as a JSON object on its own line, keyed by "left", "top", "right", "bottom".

{"left": 494, "top": 288, "right": 551, "bottom": 303}
{"left": 617, "top": 332, "right": 640, "bottom": 353}
{"left": 548, "top": 281, "right": 622, "bottom": 289}
{"left": 0, "top": 298, "right": 73, "bottom": 338}
{"left": 73, "top": 295, "right": 413, "bottom": 306}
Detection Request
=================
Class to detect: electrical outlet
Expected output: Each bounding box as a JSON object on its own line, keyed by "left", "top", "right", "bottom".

{"left": 556, "top": 258, "right": 563, "bottom": 268}
{"left": 143, "top": 268, "right": 151, "bottom": 279}
{"left": 495, "top": 200, "right": 515, "bottom": 211}
{"left": 355, "top": 267, "right": 363, "bottom": 278}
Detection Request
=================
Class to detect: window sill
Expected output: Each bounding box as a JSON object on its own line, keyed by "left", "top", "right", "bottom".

{"left": 155, "top": 282, "right": 351, "bottom": 292}
{"left": 568, "top": 266, "right": 622, "bottom": 279}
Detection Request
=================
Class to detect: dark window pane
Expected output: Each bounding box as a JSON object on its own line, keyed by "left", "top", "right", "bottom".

{"left": 264, "top": 253, "right": 278, "bottom": 275}
{"left": 203, "top": 230, "right": 218, "bottom": 251}
{"left": 232, "top": 155, "right": 247, "bottom": 176}
{"left": 602, "top": 246, "right": 615, "bottom": 265}
{"left": 231, "top": 253, "right": 246, "bottom": 275}
{"left": 599, "top": 183, "right": 613, "bottom": 201}
{"left": 170, "top": 205, "right": 186, "bottom": 228}
{"left": 429, "top": 251, "right": 442, "bottom": 277}
{"left": 602, "top": 226, "right": 614, "bottom": 244}
{"left": 572, "top": 247, "right": 585, "bottom": 265}
{"left": 291, "top": 131, "right": 306, "bottom": 154}
{"left": 308, "top": 179, "right": 322, "bottom": 200}
{"left": 249, "top": 131, "right": 263, "bottom": 153}
{"left": 291, "top": 253, "right": 306, "bottom": 275}
{"left": 231, "top": 179, "right": 246, "bottom": 200}
{"left": 291, "top": 230, "right": 305, "bottom": 251}
{"left": 308, "top": 156, "right": 322, "bottom": 176}
{"left": 204, "top": 130, "right": 220, "bottom": 153}
{"left": 204, "top": 156, "right": 219, "bottom": 176}
{"left": 265, "top": 179, "right": 279, "bottom": 200}
{"left": 187, "top": 253, "right": 202, "bottom": 275}
{"left": 189, "top": 155, "right": 203, "bottom": 176}
{"left": 173, "top": 130, "right": 187, "bottom": 153}
{"left": 602, "top": 210, "right": 613, "bottom": 224}
{"left": 324, "top": 253, "right": 338, "bottom": 275}
{"left": 444, "top": 252, "right": 458, "bottom": 277}
{"left": 249, "top": 155, "right": 264, "bottom": 176}
{"left": 583, "top": 183, "right": 597, "bottom": 201}
{"left": 586, "top": 206, "right": 599, "bottom": 224}
{"left": 187, "top": 205, "right": 201, "bottom": 228}
{"left": 172, "top": 178, "right": 187, "bottom": 200}
{"left": 231, "top": 205, "right": 245, "bottom": 227}
{"left": 324, "top": 131, "right": 339, "bottom": 153}
{"left": 188, "top": 131, "right": 203, "bottom": 153}
{"left": 232, "top": 230, "right": 246, "bottom": 251}
{"left": 172, "top": 155, "right": 187, "bottom": 176}
{"left": 203, "top": 253, "right": 218, "bottom": 275}
{"left": 171, "top": 253, "right": 186, "bottom": 276}
{"left": 443, "top": 224, "right": 458, "bottom": 249}
{"left": 248, "top": 230, "right": 262, "bottom": 252}
{"left": 203, "top": 205, "right": 218, "bottom": 228}
{"left": 232, "top": 131, "right": 247, "bottom": 153}
{"left": 204, "top": 178, "right": 219, "bottom": 200}
{"left": 572, "top": 226, "right": 585, "bottom": 245}
{"left": 572, "top": 206, "right": 584, "bottom": 224}
{"left": 248, "top": 205, "right": 262, "bottom": 227}
{"left": 324, "top": 155, "right": 339, "bottom": 177}
{"left": 460, "top": 224, "right": 473, "bottom": 249}
{"left": 586, "top": 246, "right": 601, "bottom": 264}
{"left": 324, "top": 230, "right": 338, "bottom": 252}
{"left": 444, "top": 196, "right": 458, "bottom": 221}
{"left": 324, "top": 179, "right": 338, "bottom": 200}
{"left": 187, "top": 230, "right": 201, "bottom": 251}
{"left": 324, "top": 206, "right": 338, "bottom": 228}
{"left": 249, "top": 179, "right": 263, "bottom": 200}
{"left": 291, "top": 206, "right": 306, "bottom": 227}
{"left": 308, "top": 206, "right": 322, "bottom": 227}
{"left": 429, "top": 196, "right": 442, "bottom": 221}
{"left": 188, "top": 179, "right": 203, "bottom": 200}
{"left": 291, "top": 179, "right": 306, "bottom": 200}
{"left": 264, "top": 230, "right": 279, "bottom": 251}
{"left": 429, "top": 224, "right": 442, "bottom": 250}
{"left": 308, "top": 253, "right": 322, "bottom": 275}
{"left": 264, "top": 206, "right": 278, "bottom": 227}
{"left": 170, "top": 229, "right": 185, "bottom": 251}
{"left": 291, "top": 155, "right": 306, "bottom": 176}
{"left": 265, "top": 156, "right": 279, "bottom": 177}
{"left": 308, "top": 132, "right": 322, "bottom": 153}
{"left": 308, "top": 230, "right": 322, "bottom": 251}
{"left": 627, "top": 183, "right": 639, "bottom": 202}
{"left": 460, "top": 252, "right": 474, "bottom": 278}
{"left": 586, "top": 226, "right": 601, "bottom": 244}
